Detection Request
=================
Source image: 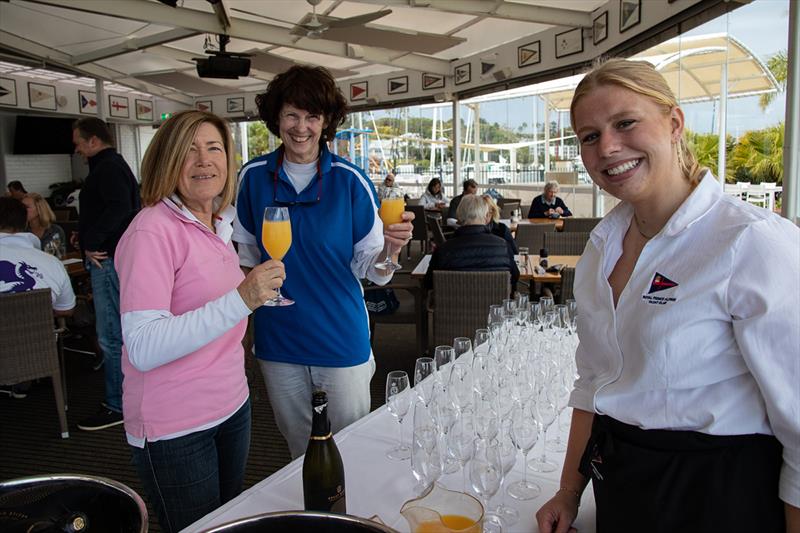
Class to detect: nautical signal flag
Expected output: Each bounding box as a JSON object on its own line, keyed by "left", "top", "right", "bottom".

{"left": 387, "top": 76, "right": 408, "bottom": 95}
{"left": 350, "top": 81, "right": 367, "bottom": 101}
{"left": 422, "top": 73, "right": 444, "bottom": 90}
{"left": 80, "top": 93, "right": 97, "bottom": 112}
{"left": 518, "top": 42, "right": 541, "bottom": 67}
{"left": 648, "top": 272, "right": 679, "bottom": 294}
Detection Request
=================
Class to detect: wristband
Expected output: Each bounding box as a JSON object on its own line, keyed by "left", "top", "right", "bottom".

{"left": 557, "top": 487, "right": 582, "bottom": 506}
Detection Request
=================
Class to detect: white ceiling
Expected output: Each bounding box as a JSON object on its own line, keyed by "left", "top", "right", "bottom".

{"left": 0, "top": 0, "right": 607, "bottom": 103}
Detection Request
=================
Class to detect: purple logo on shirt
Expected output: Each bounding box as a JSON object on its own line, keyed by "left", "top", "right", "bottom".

{"left": 0, "top": 260, "right": 42, "bottom": 293}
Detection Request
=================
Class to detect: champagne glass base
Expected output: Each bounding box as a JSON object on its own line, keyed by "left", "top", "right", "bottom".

{"left": 528, "top": 457, "right": 558, "bottom": 473}
{"left": 264, "top": 295, "right": 294, "bottom": 307}
{"left": 546, "top": 439, "right": 567, "bottom": 453}
{"left": 494, "top": 503, "right": 519, "bottom": 526}
{"left": 386, "top": 444, "right": 411, "bottom": 461}
{"left": 507, "top": 480, "right": 541, "bottom": 501}
{"left": 482, "top": 512, "right": 504, "bottom": 533}
{"left": 374, "top": 260, "right": 402, "bottom": 273}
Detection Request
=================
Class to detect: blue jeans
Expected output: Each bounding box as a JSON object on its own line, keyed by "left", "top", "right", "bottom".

{"left": 130, "top": 399, "right": 251, "bottom": 533}
{"left": 87, "top": 258, "right": 123, "bottom": 412}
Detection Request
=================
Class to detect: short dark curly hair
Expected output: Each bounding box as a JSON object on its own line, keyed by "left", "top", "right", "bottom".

{"left": 255, "top": 65, "right": 348, "bottom": 144}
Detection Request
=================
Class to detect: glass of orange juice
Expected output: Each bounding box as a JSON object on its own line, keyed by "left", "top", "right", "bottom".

{"left": 375, "top": 193, "right": 405, "bottom": 273}
{"left": 262, "top": 206, "right": 294, "bottom": 306}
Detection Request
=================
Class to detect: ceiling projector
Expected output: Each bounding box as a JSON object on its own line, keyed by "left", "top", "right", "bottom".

{"left": 194, "top": 51, "right": 251, "bottom": 79}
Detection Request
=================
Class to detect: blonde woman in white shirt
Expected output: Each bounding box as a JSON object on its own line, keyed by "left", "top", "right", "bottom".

{"left": 536, "top": 59, "right": 799, "bottom": 533}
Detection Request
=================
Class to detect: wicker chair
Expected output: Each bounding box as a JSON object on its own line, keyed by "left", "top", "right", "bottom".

{"left": 0, "top": 289, "right": 69, "bottom": 438}
{"left": 431, "top": 271, "right": 510, "bottom": 349}
{"left": 499, "top": 200, "right": 521, "bottom": 219}
{"left": 562, "top": 217, "right": 602, "bottom": 233}
{"left": 427, "top": 216, "right": 447, "bottom": 248}
{"left": 558, "top": 267, "right": 576, "bottom": 303}
{"left": 515, "top": 223, "right": 557, "bottom": 252}
{"left": 543, "top": 231, "right": 590, "bottom": 256}
{"left": 406, "top": 204, "right": 428, "bottom": 259}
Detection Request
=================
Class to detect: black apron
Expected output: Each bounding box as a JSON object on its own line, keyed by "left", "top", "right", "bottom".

{"left": 579, "top": 415, "right": 784, "bottom": 533}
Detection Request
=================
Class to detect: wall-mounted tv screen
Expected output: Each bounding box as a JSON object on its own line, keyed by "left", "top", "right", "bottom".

{"left": 13, "top": 116, "right": 76, "bottom": 155}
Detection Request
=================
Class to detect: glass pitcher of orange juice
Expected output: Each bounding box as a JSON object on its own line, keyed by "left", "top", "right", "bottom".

{"left": 400, "top": 482, "right": 483, "bottom": 533}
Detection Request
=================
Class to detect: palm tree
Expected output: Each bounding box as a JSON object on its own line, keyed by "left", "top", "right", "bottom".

{"left": 729, "top": 124, "right": 784, "bottom": 184}
{"left": 686, "top": 130, "right": 735, "bottom": 180}
{"left": 759, "top": 51, "right": 787, "bottom": 111}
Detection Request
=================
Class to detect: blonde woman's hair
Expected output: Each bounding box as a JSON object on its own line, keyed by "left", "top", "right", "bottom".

{"left": 482, "top": 194, "right": 500, "bottom": 223}
{"left": 24, "top": 193, "right": 55, "bottom": 228}
{"left": 570, "top": 58, "right": 704, "bottom": 186}
{"left": 139, "top": 110, "right": 237, "bottom": 213}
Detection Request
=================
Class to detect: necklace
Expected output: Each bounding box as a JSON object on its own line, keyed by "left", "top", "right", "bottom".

{"left": 633, "top": 214, "right": 657, "bottom": 239}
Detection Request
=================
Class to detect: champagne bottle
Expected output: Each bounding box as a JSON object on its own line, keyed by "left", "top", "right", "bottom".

{"left": 302, "top": 390, "right": 346, "bottom": 514}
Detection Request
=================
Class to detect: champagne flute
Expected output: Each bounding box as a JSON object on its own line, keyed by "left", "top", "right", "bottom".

{"left": 434, "top": 345, "right": 455, "bottom": 386}
{"left": 411, "top": 399, "right": 442, "bottom": 494}
{"left": 375, "top": 193, "right": 405, "bottom": 273}
{"left": 473, "top": 329, "right": 490, "bottom": 356}
{"left": 495, "top": 418, "right": 520, "bottom": 526}
{"left": 414, "top": 357, "right": 436, "bottom": 406}
{"left": 469, "top": 438, "right": 505, "bottom": 533}
{"left": 386, "top": 370, "right": 411, "bottom": 460}
{"left": 262, "top": 206, "right": 294, "bottom": 306}
{"left": 508, "top": 402, "right": 541, "bottom": 500}
{"left": 453, "top": 337, "right": 472, "bottom": 362}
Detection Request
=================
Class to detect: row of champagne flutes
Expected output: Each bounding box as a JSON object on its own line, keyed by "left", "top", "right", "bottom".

{"left": 384, "top": 294, "right": 579, "bottom": 531}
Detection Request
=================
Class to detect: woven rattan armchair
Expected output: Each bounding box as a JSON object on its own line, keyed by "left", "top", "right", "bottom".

{"left": 559, "top": 267, "right": 576, "bottom": 303}
{"left": 515, "top": 223, "right": 557, "bottom": 252}
{"left": 406, "top": 204, "right": 428, "bottom": 259}
{"left": 543, "top": 231, "right": 591, "bottom": 256}
{"left": 431, "top": 271, "right": 510, "bottom": 349}
{"left": 0, "top": 289, "right": 69, "bottom": 438}
{"left": 427, "top": 216, "right": 447, "bottom": 248}
{"left": 562, "top": 217, "right": 602, "bottom": 233}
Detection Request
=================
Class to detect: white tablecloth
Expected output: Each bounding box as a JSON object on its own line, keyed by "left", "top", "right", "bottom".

{"left": 184, "top": 404, "right": 596, "bottom": 532}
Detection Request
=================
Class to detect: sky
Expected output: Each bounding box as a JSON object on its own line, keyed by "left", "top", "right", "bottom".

{"left": 372, "top": 0, "right": 791, "bottom": 138}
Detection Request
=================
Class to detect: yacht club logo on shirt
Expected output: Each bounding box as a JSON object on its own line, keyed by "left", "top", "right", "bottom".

{"left": 642, "top": 272, "right": 678, "bottom": 305}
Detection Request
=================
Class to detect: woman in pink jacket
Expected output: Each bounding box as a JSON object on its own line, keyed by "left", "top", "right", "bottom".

{"left": 115, "top": 110, "right": 285, "bottom": 532}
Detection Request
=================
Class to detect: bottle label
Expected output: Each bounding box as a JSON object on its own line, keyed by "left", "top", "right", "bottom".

{"left": 306, "top": 484, "right": 346, "bottom": 514}
{"left": 328, "top": 484, "right": 346, "bottom": 514}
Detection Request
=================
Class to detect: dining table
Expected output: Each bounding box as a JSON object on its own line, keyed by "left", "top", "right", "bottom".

{"left": 411, "top": 254, "right": 580, "bottom": 284}
{"left": 184, "top": 399, "right": 596, "bottom": 532}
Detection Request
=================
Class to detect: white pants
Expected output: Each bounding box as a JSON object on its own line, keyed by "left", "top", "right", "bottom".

{"left": 258, "top": 357, "right": 376, "bottom": 459}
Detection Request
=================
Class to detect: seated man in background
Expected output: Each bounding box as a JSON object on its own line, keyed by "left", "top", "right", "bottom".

{"left": 6, "top": 180, "right": 27, "bottom": 200}
{"left": 426, "top": 194, "right": 518, "bottom": 293}
{"left": 527, "top": 180, "right": 572, "bottom": 218}
{"left": 0, "top": 197, "right": 75, "bottom": 398}
{"left": 447, "top": 178, "right": 478, "bottom": 221}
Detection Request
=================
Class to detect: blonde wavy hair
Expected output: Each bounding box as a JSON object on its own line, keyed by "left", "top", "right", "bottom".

{"left": 570, "top": 58, "right": 705, "bottom": 186}
{"left": 139, "top": 110, "right": 237, "bottom": 214}
{"left": 482, "top": 194, "right": 500, "bottom": 223}
{"left": 23, "top": 193, "right": 55, "bottom": 228}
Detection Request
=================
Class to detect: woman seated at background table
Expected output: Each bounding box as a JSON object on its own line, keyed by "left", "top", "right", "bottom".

{"left": 22, "top": 193, "right": 66, "bottom": 257}
{"left": 536, "top": 58, "right": 799, "bottom": 533}
{"left": 425, "top": 194, "right": 518, "bottom": 293}
{"left": 482, "top": 194, "right": 518, "bottom": 254}
{"left": 420, "top": 177, "right": 449, "bottom": 209}
{"left": 115, "top": 110, "right": 285, "bottom": 533}
{"left": 527, "top": 180, "right": 572, "bottom": 218}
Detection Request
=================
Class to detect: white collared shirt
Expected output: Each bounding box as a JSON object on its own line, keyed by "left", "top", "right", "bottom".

{"left": 569, "top": 172, "right": 800, "bottom": 506}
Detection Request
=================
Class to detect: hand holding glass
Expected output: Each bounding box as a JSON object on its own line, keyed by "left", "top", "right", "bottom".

{"left": 262, "top": 207, "right": 294, "bottom": 306}
{"left": 375, "top": 196, "right": 405, "bottom": 273}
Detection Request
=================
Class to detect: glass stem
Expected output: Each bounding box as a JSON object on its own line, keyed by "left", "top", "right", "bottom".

{"left": 398, "top": 418, "right": 404, "bottom": 448}
{"left": 540, "top": 425, "right": 548, "bottom": 462}
{"left": 463, "top": 463, "right": 467, "bottom": 493}
{"left": 522, "top": 451, "right": 528, "bottom": 484}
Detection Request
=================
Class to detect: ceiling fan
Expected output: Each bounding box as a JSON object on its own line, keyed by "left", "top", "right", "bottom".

{"left": 294, "top": 0, "right": 392, "bottom": 39}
